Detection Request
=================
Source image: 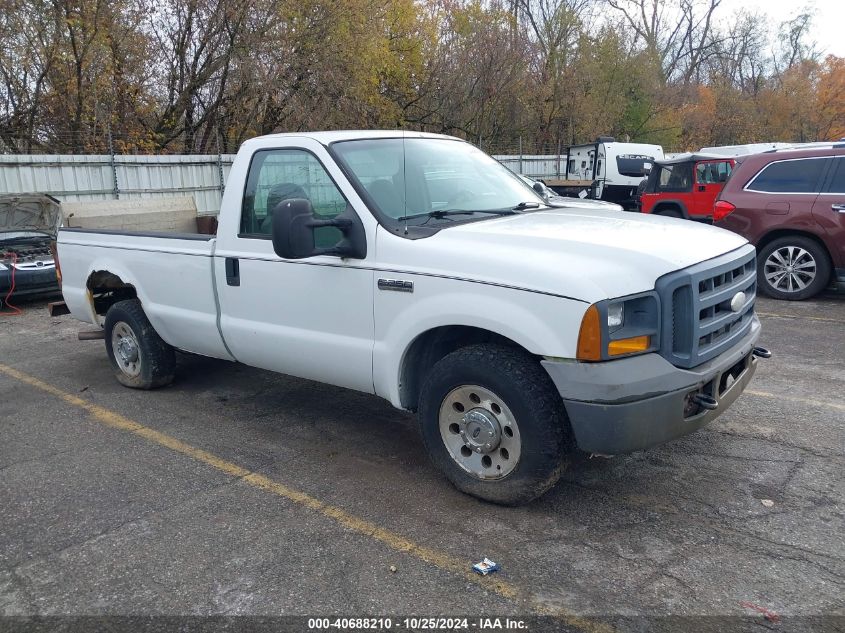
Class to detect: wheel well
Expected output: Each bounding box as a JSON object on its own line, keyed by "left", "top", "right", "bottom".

{"left": 86, "top": 271, "right": 137, "bottom": 316}
{"left": 653, "top": 202, "right": 684, "bottom": 216}
{"left": 399, "top": 326, "right": 528, "bottom": 411}
{"left": 757, "top": 229, "right": 831, "bottom": 255}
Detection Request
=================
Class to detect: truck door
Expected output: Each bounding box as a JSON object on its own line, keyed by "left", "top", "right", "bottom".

{"left": 214, "top": 142, "right": 375, "bottom": 393}
{"left": 694, "top": 160, "right": 733, "bottom": 218}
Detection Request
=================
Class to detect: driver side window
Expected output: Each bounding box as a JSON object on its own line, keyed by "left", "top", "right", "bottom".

{"left": 241, "top": 149, "right": 346, "bottom": 246}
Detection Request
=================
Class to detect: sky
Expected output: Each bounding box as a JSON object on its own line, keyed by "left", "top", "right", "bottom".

{"left": 732, "top": 0, "right": 845, "bottom": 58}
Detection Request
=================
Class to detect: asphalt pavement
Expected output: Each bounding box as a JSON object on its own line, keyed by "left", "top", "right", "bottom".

{"left": 0, "top": 294, "right": 843, "bottom": 631}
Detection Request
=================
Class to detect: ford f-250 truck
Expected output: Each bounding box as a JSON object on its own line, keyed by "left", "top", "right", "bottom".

{"left": 56, "top": 131, "right": 770, "bottom": 504}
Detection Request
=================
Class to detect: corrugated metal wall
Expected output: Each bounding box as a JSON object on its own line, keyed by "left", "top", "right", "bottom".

{"left": 492, "top": 154, "right": 565, "bottom": 179}
{"left": 0, "top": 152, "right": 561, "bottom": 216}
{"left": 0, "top": 154, "right": 236, "bottom": 216}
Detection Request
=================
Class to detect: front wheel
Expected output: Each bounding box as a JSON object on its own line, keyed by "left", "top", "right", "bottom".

{"left": 757, "top": 236, "right": 831, "bottom": 300}
{"left": 104, "top": 299, "right": 176, "bottom": 389}
{"left": 418, "top": 344, "right": 572, "bottom": 505}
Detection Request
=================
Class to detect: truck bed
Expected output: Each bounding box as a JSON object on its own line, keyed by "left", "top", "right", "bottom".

{"left": 57, "top": 228, "right": 231, "bottom": 360}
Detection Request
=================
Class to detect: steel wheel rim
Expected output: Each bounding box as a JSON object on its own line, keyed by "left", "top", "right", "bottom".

{"left": 438, "top": 385, "right": 522, "bottom": 480}
{"left": 764, "top": 246, "right": 816, "bottom": 293}
{"left": 111, "top": 321, "right": 142, "bottom": 377}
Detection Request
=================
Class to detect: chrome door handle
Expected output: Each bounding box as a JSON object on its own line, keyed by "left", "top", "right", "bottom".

{"left": 833, "top": 204, "right": 845, "bottom": 213}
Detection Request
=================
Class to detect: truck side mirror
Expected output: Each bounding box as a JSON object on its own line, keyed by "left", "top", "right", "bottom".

{"left": 271, "top": 198, "right": 367, "bottom": 260}
{"left": 532, "top": 181, "right": 550, "bottom": 202}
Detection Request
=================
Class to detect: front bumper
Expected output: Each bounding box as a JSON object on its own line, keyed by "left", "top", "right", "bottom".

{"left": 0, "top": 265, "right": 60, "bottom": 299}
{"left": 542, "top": 317, "right": 762, "bottom": 454}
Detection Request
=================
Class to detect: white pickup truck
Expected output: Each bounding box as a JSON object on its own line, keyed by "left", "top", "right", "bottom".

{"left": 56, "top": 131, "right": 769, "bottom": 504}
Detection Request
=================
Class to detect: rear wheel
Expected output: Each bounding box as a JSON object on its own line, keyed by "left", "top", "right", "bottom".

{"left": 418, "top": 344, "right": 572, "bottom": 505}
{"left": 757, "top": 236, "right": 831, "bottom": 300}
{"left": 104, "top": 299, "right": 176, "bottom": 389}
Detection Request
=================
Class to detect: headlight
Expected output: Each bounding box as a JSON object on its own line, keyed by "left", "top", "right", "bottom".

{"left": 577, "top": 293, "right": 660, "bottom": 361}
{"left": 607, "top": 303, "right": 624, "bottom": 330}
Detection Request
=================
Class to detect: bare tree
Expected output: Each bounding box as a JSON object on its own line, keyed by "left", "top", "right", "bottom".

{"left": 143, "top": 0, "right": 250, "bottom": 151}
{"left": 0, "top": 0, "right": 59, "bottom": 150}
{"left": 605, "top": 0, "right": 722, "bottom": 85}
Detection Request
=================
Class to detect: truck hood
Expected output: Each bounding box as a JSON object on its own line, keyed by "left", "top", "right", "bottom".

{"left": 0, "top": 194, "right": 62, "bottom": 239}
{"left": 382, "top": 207, "right": 749, "bottom": 303}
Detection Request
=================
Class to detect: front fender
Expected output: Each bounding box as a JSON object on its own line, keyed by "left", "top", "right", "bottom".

{"left": 372, "top": 277, "right": 588, "bottom": 407}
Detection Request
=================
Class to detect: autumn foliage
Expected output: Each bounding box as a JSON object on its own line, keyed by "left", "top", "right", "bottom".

{"left": 0, "top": 0, "right": 842, "bottom": 154}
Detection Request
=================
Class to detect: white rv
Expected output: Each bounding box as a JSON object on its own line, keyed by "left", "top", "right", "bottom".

{"left": 546, "top": 137, "right": 664, "bottom": 209}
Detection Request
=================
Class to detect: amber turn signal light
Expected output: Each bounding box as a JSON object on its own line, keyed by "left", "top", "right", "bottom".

{"left": 608, "top": 335, "right": 650, "bottom": 356}
{"left": 576, "top": 304, "right": 602, "bottom": 361}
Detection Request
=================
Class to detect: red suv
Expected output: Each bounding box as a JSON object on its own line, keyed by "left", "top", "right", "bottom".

{"left": 714, "top": 144, "right": 845, "bottom": 300}
{"left": 640, "top": 154, "right": 735, "bottom": 219}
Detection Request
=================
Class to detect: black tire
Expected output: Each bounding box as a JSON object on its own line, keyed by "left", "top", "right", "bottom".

{"left": 635, "top": 179, "right": 648, "bottom": 206}
{"left": 418, "top": 343, "right": 572, "bottom": 505}
{"left": 104, "top": 299, "right": 176, "bottom": 389}
{"left": 654, "top": 206, "right": 683, "bottom": 218}
{"left": 757, "top": 236, "right": 831, "bottom": 300}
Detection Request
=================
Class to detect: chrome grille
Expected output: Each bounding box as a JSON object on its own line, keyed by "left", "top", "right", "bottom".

{"left": 657, "top": 245, "right": 757, "bottom": 369}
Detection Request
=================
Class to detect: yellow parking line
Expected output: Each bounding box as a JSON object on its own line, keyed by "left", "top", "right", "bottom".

{"left": 745, "top": 389, "right": 845, "bottom": 412}
{"left": 757, "top": 311, "right": 845, "bottom": 324}
{"left": 0, "top": 362, "right": 609, "bottom": 633}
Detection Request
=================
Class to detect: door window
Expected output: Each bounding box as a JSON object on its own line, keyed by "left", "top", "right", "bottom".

{"left": 824, "top": 157, "right": 845, "bottom": 193}
{"left": 746, "top": 158, "right": 829, "bottom": 193}
{"left": 696, "top": 161, "right": 733, "bottom": 184}
{"left": 654, "top": 163, "right": 693, "bottom": 192}
{"left": 241, "top": 149, "right": 347, "bottom": 246}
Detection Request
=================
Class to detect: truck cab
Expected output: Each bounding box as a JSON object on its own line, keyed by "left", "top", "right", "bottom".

{"left": 640, "top": 153, "right": 735, "bottom": 220}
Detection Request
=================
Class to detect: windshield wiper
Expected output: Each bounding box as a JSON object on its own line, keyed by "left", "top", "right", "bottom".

{"left": 396, "top": 208, "right": 517, "bottom": 222}
{"left": 512, "top": 201, "right": 541, "bottom": 210}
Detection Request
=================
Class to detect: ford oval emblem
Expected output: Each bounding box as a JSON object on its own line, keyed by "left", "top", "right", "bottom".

{"left": 730, "top": 291, "right": 746, "bottom": 312}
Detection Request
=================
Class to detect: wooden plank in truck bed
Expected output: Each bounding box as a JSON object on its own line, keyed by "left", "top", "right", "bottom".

{"left": 541, "top": 179, "right": 595, "bottom": 187}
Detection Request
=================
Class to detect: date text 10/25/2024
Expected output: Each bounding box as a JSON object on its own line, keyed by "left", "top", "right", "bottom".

{"left": 307, "top": 618, "right": 528, "bottom": 630}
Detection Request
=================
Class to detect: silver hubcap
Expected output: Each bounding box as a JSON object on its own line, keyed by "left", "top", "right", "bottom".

{"left": 438, "top": 385, "right": 521, "bottom": 480}
{"left": 111, "top": 322, "right": 141, "bottom": 377}
{"left": 764, "top": 246, "right": 816, "bottom": 293}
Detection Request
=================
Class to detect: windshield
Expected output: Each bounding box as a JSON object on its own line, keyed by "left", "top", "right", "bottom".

{"left": 331, "top": 137, "right": 544, "bottom": 223}
{"left": 616, "top": 154, "right": 656, "bottom": 178}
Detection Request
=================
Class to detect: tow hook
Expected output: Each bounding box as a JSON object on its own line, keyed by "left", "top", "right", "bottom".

{"left": 752, "top": 346, "right": 772, "bottom": 359}
{"left": 692, "top": 393, "right": 718, "bottom": 411}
